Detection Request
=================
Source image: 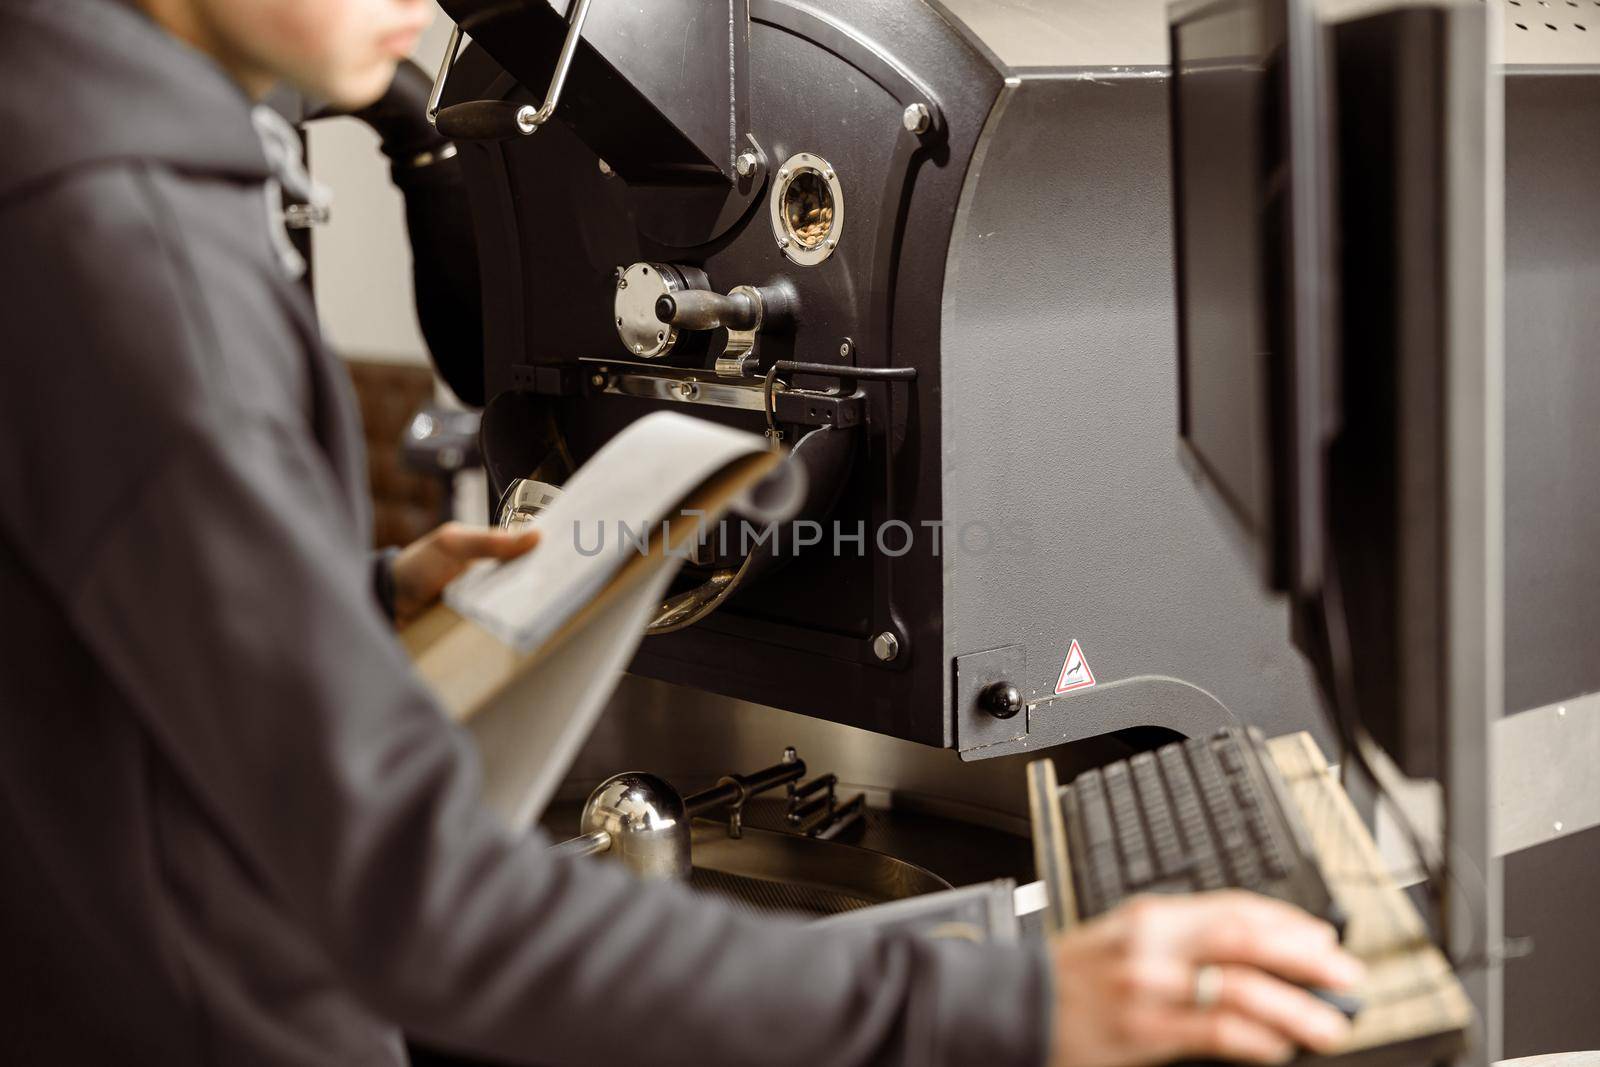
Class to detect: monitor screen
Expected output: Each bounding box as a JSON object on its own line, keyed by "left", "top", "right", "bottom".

{"left": 1172, "top": 0, "right": 1491, "bottom": 781}
{"left": 1172, "top": 1, "right": 1280, "bottom": 540}
{"left": 1170, "top": 0, "right": 1323, "bottom": 594}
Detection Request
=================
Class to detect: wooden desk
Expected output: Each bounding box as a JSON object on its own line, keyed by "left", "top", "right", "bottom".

{"left": 1267, "top": 733, "right": 1474, "bottom": 1066}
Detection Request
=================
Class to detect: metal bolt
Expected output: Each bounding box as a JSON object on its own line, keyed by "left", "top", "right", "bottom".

{"left": 823, "top": 168, "right": 835, "bottom": 181}
{"left": 590, "top": 373, "right": 607, "bottom": 388}
{"left": 633, "top": 343, "right": 644, "bottom": 353}
{"left": 872, "top": 632, "right": 900, "bottom": 662}
{"left": 825, "top": 238, "right": 836, "bottom": 250}
{"left": 735, "top": 152, "right": 759, "bottom": 177}
{"left": 838, "top": 339, "right": 853, "bottom": 359}
{"left": 778, "top": 168, "right": 790, "bottom": 181}
{"left": 618, "top": 278, "right": 628, "bottom": 290}
{"left": 902, "top": 102, "right": 931, "bottom": 134}
{"left": 777, "top": 236, "right": 791, "bottom": 249}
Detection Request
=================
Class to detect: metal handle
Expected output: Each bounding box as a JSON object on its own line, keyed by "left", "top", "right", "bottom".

{"left": 427, "top": 0, "right": 598, "bottom": 134}
{"left": 436, "top": 100, "right": 543, "bottom": 142}
{"left": 655, "top": 290, "right": 761, "bottom": 332}
{"left": 425, "top": 23, "right": 464, "bottom": 125}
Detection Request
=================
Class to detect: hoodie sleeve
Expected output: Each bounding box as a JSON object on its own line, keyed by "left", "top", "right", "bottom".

{"left": 2, "top": 170, "right": 1053, "bottom": 1067}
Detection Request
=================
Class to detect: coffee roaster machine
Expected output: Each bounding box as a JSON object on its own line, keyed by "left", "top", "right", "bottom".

{"left": 357, "top": 0, "right": 1597, "bottom": 1050}
{"left": 434, "top": 0, "right": 1331, "bottom": 752}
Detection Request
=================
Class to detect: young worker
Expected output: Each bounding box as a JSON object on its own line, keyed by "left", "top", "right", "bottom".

{"left": 0, "top": 1, "right": 1363, "bottom": 1064}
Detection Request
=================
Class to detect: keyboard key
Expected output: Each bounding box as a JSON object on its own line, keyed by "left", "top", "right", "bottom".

{"left": 1103, "top": 764, "right": 1154, "bottom": 887}
{"left": 1132, "top": 754, "right": 1186, "bottom": 878}
{"left": 1214, "top": 733, "right": 1246, "bottom": 775}
{"left": 1076, "top": 771, "right": 1115, "bottom": 849}
{"left": 1158, "top": 745, "right": 1208, "bottom": 834}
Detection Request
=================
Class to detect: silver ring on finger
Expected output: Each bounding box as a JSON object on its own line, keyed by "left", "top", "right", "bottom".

{"left": 1192, "top": 964, "right": 1223, "bottom": 1009}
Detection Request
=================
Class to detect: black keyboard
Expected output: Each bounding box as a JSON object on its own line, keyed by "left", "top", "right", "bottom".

{"left": 1036, "top": 727, "right": 1343, "bottom": 932}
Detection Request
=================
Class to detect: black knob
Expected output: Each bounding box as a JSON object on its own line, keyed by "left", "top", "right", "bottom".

{"left": 980, "top": 681, "right": 1023, "bottom": 720}
{"left": 434, "top": 101, "right": 535, "bottom": 142}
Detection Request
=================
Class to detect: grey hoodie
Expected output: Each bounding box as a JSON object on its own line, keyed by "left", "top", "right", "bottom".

{"left": 0, "top": 1, "right": 1050, "bottom": 1065}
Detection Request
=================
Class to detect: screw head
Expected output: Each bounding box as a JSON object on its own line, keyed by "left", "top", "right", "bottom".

{"left": 823, "top": 168, "right": 835, "bottom": 181}
{"left": 778, "top": 168, "right": 790, "bottom": 181}
{"left": 777, "top": 236, "right": 790, "bottom": 249}
{"left": 618, "top": 278, "right": 628, "bottom": 290}
{"left": 872, "top": 632, "right": 900, "bottom": 662}
{"left": 824, "top": 238, "right": 836, "bottom": 250}
{"left": 735, "top": 152, "right": 759, "bottom": 177}
{"left": 838, "top": 339, "right": 853, "bottom": 359}
{"left": 633, "top": 343, "right": 644, "bottom": 354}
{"left": 590, "top": 373, "right": 607, "bottom": 388}
{"left": 903, "top": 102, "right": 931, "bottom": 134}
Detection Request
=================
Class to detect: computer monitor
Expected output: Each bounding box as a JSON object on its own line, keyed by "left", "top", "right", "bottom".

{"left": 1323, "top": 5, "right": 1483, "bottom": 779}
{"left": 1170, "top": 0, "right": 1493, "bottom": 780}
{"left": 1171, "top": 3, "right": 1500, "bottom": 1040}
{"left": 1168, "top": 0, "right": 1334, "bottom": 600}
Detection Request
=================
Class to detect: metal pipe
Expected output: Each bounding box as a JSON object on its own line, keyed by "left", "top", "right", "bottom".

{"left": 684, "top": 750, "right": 805, "bottom": 815}
{"left": 789, "top": 774, "right": 836, "bottom": 801}
{"left": 532, "top": 0, "right": 598, "bottom": 128}
{"left": 786, "top": 791, "right": 834, "bottom": 826}
{"left": 548, "top": 829, "right": 611, "bottom": 858}
{"left": 425, "top": 22, "right": 463, "bottom": 124}
{"left": 814, "top": 795, "right": 867, "bottom": 841}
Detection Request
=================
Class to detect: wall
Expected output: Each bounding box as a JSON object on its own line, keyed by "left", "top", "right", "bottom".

{"left": 307, "top": 14, "right": 455, "bottom": 366}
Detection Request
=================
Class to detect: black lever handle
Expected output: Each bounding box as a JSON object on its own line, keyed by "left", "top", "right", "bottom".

{"left": 434, "top": 101, "right": 537, "bottom": 142}
{"left": 655, "top": 290, "right": 761, "bottom": 332}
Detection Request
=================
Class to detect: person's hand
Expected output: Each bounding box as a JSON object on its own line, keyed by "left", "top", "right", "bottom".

{"left": 391, "top": 522, "right": 540, "bottom": 625}
{"left": 1048, "top": 890, "right": 1363, "bottom": 1067}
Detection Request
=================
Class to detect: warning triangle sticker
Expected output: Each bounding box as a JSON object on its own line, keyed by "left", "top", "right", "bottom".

{"left": 1054, "top": 640, "right": 1097, "bottom": 694}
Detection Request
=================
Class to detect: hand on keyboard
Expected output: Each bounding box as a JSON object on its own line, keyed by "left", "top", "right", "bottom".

{"left": 1045, "top": 890, "right": 1362, "bottom": 1067}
